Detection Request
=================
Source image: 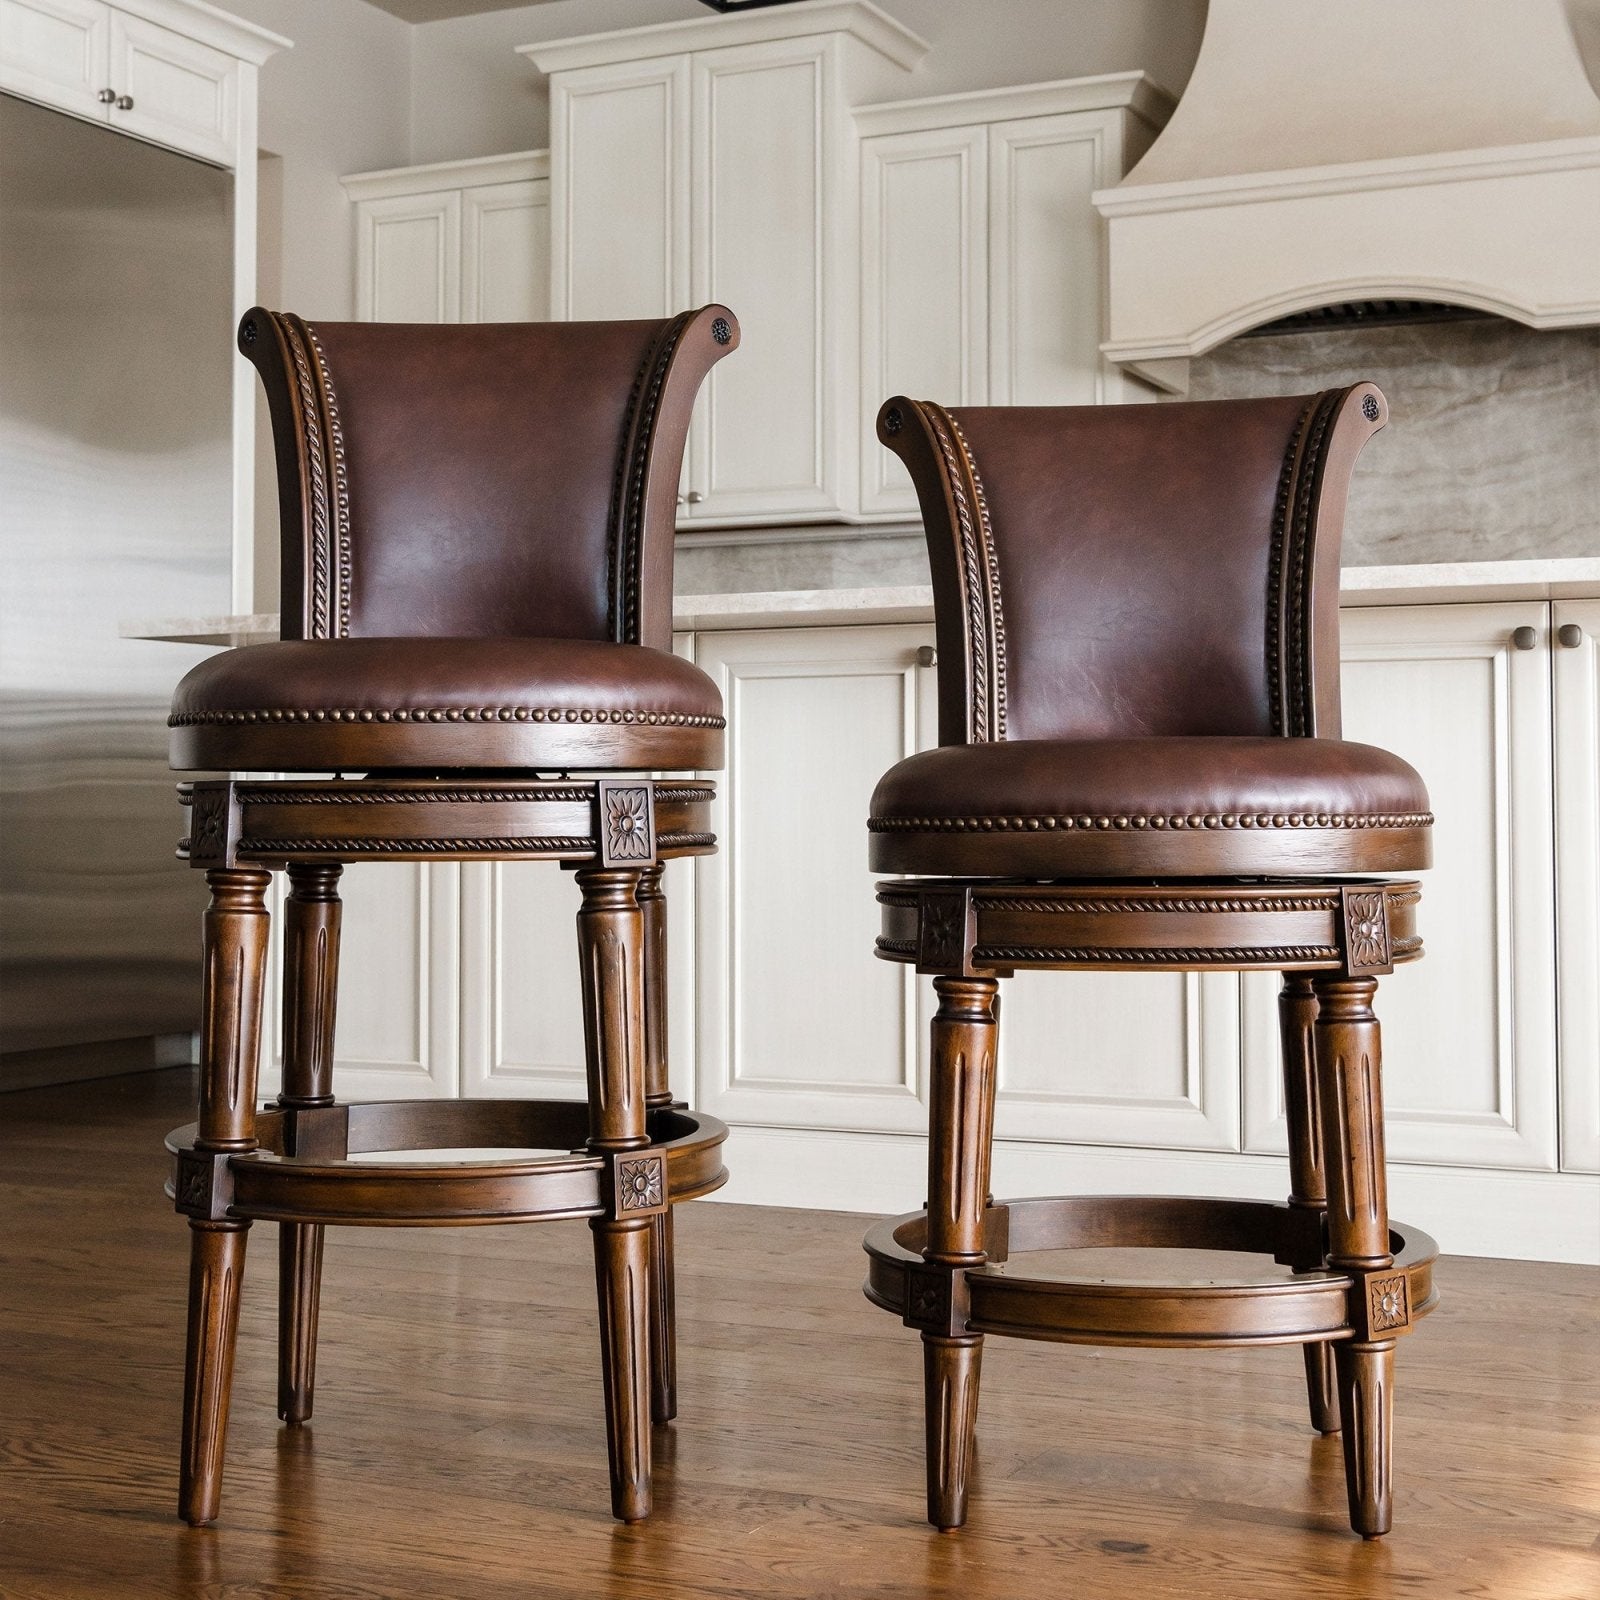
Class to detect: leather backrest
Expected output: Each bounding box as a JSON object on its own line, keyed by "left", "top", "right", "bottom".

{"left": 879, "top": 388, "right": 1386, "bottom": 744}
{"left": 242, "top": 308, "right": 738, "bottom": 649}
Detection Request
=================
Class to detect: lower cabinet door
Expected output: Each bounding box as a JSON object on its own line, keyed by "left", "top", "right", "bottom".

{"left": 1244, "top": 601, "right": 1559, "bottom": 1170}
{"left": 692, "top": 622, "right": 1240, "bottom": 1150}
{"left": 692, "top": 624, "right": 937, "bottom": 1132}
{"left": 458, "top": 855, "right": 696, "bottom": 1104}
{"left": 977, "top": 970, "right": 1242, "bottom": 1151}
{"left": 259, "top": 860, "right": 461, "bottom": 1103}
{"left": 1554, "top": 599, "right": 1600, "bottom": 1172}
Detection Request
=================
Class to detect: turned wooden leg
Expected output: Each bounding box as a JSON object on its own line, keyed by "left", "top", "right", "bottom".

{"left": 1314, "top": 974, "right": 1397, "bottom": 1539}
{"left": 922, "top": 975, "right": 999, "bottom": 1531}
{"left": 1279, "top": 972, "right": 1339, "bottom": 1434}
{"left": 180, "top": 867, "right": 271, "bottom": 1526}
{"left": 276, "top": 864, "right": 342, "bottom": 1426}
{"left": 638, "top": 864, "right": 677, "bottom": 1426}
{"left": 577, "top": 866, "right": 654, "bottom": 1523}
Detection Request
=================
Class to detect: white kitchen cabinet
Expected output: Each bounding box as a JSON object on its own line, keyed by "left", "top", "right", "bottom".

{"left": 343, "top": 153, "right": 551, "bottom": 326}
{"left": 1, "top": 0, "right": 261, "bottom": 167}
{"left": 525, "top": 1, "right": 926, "bottom": 527}
{"left": 1554, "top": 600, "right": 1600, "bottom": 1172}
{"left": 857, "top": 77, "right": 1172, "bottom": 517}
{"left": 1244, "top": 602, "right": 1560, "bottom": 1171}
{"left": 257, "top": 590, "right": 1596, "bottom": 1257}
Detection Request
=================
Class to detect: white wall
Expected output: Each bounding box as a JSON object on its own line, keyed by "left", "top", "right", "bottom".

{"left": 406, "top": 0, "right": 1209, "bottom": 167}
{"left": 222, "top": 0, "right": 414, "bottom": 318}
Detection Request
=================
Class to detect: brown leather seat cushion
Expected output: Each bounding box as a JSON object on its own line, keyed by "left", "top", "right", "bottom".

{"left": 169, "top": 638, "right": 724, "bottom": 773}
{"left": 869, "top": 737, "right": 1431, "bottom": 877}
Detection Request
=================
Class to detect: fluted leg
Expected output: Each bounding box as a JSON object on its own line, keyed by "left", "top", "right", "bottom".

{"left": 1279, "top": 972, "right": 1339, "bottom": 1434}
{"left": 180, "top": 867, "right": 271, "bottom": 1526}
{"left": 1314, "top": 974, "right": 1397, "bottom": 1538}
{"left": 276, "top": 863, "right": 342, "bottom": 1426}
{"left": 637, "top": 864, "right": 677, "bottom": 1425}
{"left": 576, "top": 866, "right": 654, "bottom": 1523}
{"left": 922, "top": 975, "right": 999, "bottom": 1531}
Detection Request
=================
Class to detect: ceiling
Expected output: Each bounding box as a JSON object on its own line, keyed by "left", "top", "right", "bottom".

{"left": 363, "top": 0, "right": 569, "bottom": 22}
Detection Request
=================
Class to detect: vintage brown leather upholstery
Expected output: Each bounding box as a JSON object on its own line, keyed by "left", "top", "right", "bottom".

{"left": 871, "top": 737, "right": 1430, "bottom": 876}
{"left": 869, "top": 386, "right": 1432, "bottom": 876}
{"left": 171, "top": 306, "right": 737, "bottom": 774}
{"left": 170, "top": 638, "right": 723, "bottom": 771}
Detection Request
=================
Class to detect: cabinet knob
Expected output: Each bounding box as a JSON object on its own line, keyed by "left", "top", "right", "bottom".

{"left": 114, "top": 94, "right": 134, "bottom": 111}
{"left": 684, "top": 490, "right": 706, "bottom": 505}
{"left": 1511, "top": 625, "right": 1538, "bottom": 651}
{"left": 98, "top": 87, "right": 117, "bottom": 104}
{"left": 914, "top": 645, "right": 937, "bottom": 669}
{"left": 1557, "top": 623, "right": 1585, "bottom": 649}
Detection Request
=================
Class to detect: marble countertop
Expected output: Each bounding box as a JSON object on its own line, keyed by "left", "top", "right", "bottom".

{"left": 121, "top": 557, "right": 1600, "bottom": 647}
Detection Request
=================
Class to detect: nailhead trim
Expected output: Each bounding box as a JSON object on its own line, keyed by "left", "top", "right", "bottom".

{"left": 170, "top": 707, "right": 724, "bottom": 729}
{"left": 869, "top": 811, "right": 1432, "bottom": 833}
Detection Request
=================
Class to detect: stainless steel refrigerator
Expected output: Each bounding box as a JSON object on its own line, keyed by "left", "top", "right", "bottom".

{"left": 1, "top": 91, "right": 235, "bottom": 1080}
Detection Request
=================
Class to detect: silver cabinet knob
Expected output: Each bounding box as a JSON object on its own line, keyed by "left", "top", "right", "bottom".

{"left": 1511, "top": 625, "right": 1538, "bottom": 651}
{"left": 1558, "top": 623, "right": 1585, "bottom": 649}
{"left": 676, "top": 494, "right": 687, "bottom": 506}
{"left": 114, "top": 94, "right": 134, "bottom": 111}
{"left": 914, "top": 645, "right": 937, "bottom": 668}
{"left": 684, "top": 490, "right": 706, "bottom": 504}
{"left": 98, "top": 87, "right": 117, "bottom": 104}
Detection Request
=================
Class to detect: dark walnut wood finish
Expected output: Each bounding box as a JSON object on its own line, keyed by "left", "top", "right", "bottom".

{"left": 865, "top": 387, "right": 1435, "bottom": 1541}
{"left": 165, "top": 308, "right": 737, "bottom": 1527}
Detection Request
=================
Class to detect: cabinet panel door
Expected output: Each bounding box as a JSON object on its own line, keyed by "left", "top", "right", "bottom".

{"left": 459, "top": 856, "right": 695, "bottom": 1102}
{"left": 355, "top": 192, "right": 460, "bottom": 323}
{"left": 694, "top": 625, "right": 937, "bottom": 1131}
{"left": 462, "top": 178, "right": 549, "bottom": 323}
{"left": 978, "top": 972, "right": 1241, "bottom": 1151}
{"left": 1554, "top": 600, "right": 1600, "bottom": 1171}
{"left": 988, "top": 111, "right": 1106, "bottom": 406}
{"left": 690, "top": 40, "right": 840, "bottom": 521}
{"left": 0, "top": 0, "right": 109, "bottom": 123}
{"left": 1243, "top": 603, "right": 1558, "bottom": 1169}
{"left": 107, "top": 11, "right": 235, "bottom": 167}
{"left": 259, "top": 862, "right": 460, "bottom": 1104}
{"left": 859, "top": 125, "right": 987, "bottom": 517}
{"left": 552, "top": 57, "right": 689, "bottom": 320}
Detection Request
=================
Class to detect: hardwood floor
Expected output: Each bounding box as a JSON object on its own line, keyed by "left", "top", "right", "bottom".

{"left": 2, "top": 1068, "right": 1596, "bottom": 1599}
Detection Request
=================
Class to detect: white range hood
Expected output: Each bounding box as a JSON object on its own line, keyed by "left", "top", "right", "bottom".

{"left": 1093, "top": 0, "right": 1600, "bottom": 391}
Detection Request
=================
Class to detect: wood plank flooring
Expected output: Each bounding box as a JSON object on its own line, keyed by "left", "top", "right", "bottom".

{"left": 2, "top": 1068, "right": 1597, "bottom": 1599}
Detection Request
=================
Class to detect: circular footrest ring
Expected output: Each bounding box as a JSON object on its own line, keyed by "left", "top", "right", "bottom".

{"left": 863, "top": 1195, "right": 1438, "bottom": 1349}
{"left": 166, "top": 1098, "right": 728, "bottom": 1227}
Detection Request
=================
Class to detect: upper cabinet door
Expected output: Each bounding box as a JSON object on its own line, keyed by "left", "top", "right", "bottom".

{"left": 988, "top": 111, "right": 1109, "bottom": 406}
{"left": 1244, "top": 601, "right": 1559, "bottom": 1171}
{"left": 550, "top": 56, "right": 690, "bottom": 320}
{"left": 1554, "top": 599, "right": 1600, "bottom": 1172}
{"left": 107, "top": 10, "right": 236, "bottom": 166}
{"left": 355, "top": 190, "right": 462, "bottom": 323}
{"left": 0, "top": 0, "right": 110, "bottom": 122}
{"left": 687, "top": 37, "right": 846, "bottom": 524}
{"left": 859, "top": 124, "right": 988, "bottom": 517}
{"left": 462, "top": 178, "right": 550, "bottom": 323}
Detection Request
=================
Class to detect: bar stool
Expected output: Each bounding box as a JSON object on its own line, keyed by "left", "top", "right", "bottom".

{"left": 862, "top": 386, "right": 1437, "bottom": 1539}
{"left": 164, "top": 305, "right": 738, "bottom": 1525}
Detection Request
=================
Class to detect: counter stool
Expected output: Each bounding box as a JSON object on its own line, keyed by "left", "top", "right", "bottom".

{"left": 862, "top": 386, "right": 1437, "bottom": 1539}
{"left": 164, "top": 305, "right": 739, "bottom": 1525}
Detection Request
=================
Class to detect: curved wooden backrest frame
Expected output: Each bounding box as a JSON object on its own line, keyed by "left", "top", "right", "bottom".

{"left": 878, "top": 386, "right": 1386, "bottom": 744}
{"left": 241, "top": 306, "right": 739, "bottom": 651}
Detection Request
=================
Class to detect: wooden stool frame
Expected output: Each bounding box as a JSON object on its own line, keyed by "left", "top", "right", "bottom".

{"left": 165, "top": 776, "right": 727, "bottom": 1526}
{"left": 865, "top": 876, "right": 1436, "bottom": 1539}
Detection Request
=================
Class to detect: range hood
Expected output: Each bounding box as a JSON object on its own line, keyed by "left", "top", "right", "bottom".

{"left": 1093, "top": 0, "right": 1600, "bottom": 391}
